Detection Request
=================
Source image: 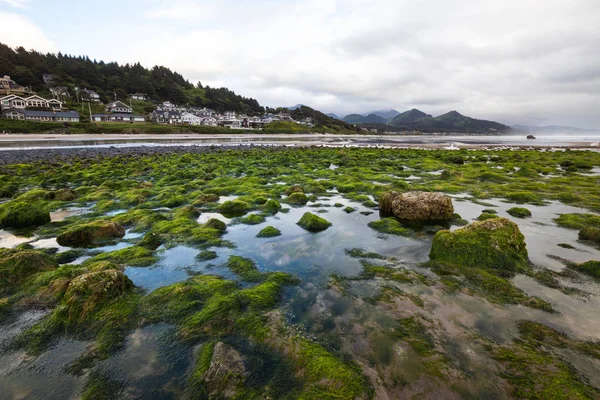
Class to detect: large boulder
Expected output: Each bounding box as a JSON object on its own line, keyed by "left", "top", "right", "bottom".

{"left": 57, "top": 221, "right": 126, "bottom": 247}
{"left": 389, "top": 191, "right": 454, "bottom": 221}
{"left": 430, "top": 217, "right": 528, "bottom": 275}
{"left": 203, "top": 342, "right": 249, "bottom": 399}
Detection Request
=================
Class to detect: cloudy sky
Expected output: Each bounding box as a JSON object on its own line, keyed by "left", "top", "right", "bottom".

{"left": 1, "top": 0, "right": 599, "bottom": 128}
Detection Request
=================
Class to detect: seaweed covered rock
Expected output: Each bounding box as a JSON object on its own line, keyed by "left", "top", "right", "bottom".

{"left": 216, "top": 200, "right": 251, "bottom": 216}
{"left": 205, "top": 218, "right": 227, "bottom": 232}
{"left": 0, "top": 200, "right": 51, "bottom": 229}
{"left": 285, "top": 185, "right": 304, "bottom": 195}
{"left": 0, "top": 184, "right": 18, "bottom": 198}
{"left": 54, "top": 188, "right": 78, "bottom": 201}
{"left": 56, "top": 221, "right": 126, "bottom": 247}
{"left": 507, "top": 207, "right": 532, "bottom": 218}
{"left": 262, "top": 199, "right": 282, "bottom": 214}
{"left": 430, "top": 218, "right": 528, "bottom": 275}
{"left": 284, "top": 192, "right": 309, "bottom": 206}
{"left": 0, "top": 249, "right": 58, "bottom": 290}
{"left": 571, "top": 260, "right": 600, "bottom": 279}
{"left": 257, "top": 226, "right": 281, "bottom": 238}
{"left": 393, "top": 191, "right": 454, "bottom": 221}
{"left": 192, "top": 342, "right": 249, "bottom": 399}
{"left": 297, "top": 212, "right": 331, "bottom": 232}
{"left": 138, "top": 232, "right": 163, "bottom": 250}
{"left": 64, "top": 269, "right": 134, "bottom": 323}
{"left": 579, "top": 228, "right": 600, "bottom": 245}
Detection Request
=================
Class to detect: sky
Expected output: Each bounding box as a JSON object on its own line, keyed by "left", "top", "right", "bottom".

{"left": 0, "top": 0, "right": 599, "bottom": 129}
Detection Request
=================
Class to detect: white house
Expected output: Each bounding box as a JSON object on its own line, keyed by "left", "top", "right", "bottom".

{"left": 129, "top": 93, "right": 149, "bottom": 101}
{"left": 0, "top": 95, "right": 26, "bottom": 111}
{"left": 181, "top": 111, "right": 202, "bottom": 125}
{"left": 1, "top": 95, "right": 62, "bottom": 111}
{"left": 105, "top": 101, "right": 132, "bottom": 114}
{"left": 200, "top": 117, "right": 218, "bottom": 126}
{"left": 25, "top": 95, "right": 62, "bottom": 109}
{"left": 151, "top": 109, "right": 182, "bottom": 124}
{"left": 78, "top": 88, "right": 101, "bottom": 103}
{"left": 92, "top": 113, "right": 145, "bottom": 123}
{"left": 3, "top": 109, "right": 79, "bottom": 122}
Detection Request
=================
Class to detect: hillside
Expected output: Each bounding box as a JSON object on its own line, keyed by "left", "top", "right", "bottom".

{"left": 370, "top": 109, "right": 400, "bottom": 121}
{"left": 343, "top": 113, "right": 387, "bottom": 124}
{"left": 0, "top": 43, "right": 262, "bottom": 114}
{"left": 389, "top": 109, "right": 432, "bottom": 126}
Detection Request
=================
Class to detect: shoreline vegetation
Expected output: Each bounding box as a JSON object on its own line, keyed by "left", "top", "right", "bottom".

{"left": 0, "top": 146, "right": 599, "bottom": 398}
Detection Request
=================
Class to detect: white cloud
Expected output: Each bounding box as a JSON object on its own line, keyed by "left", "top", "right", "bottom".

{"left": 0, "top": 12, "right": 56, "bottom": 52}
{"left": 144, "top": 1, "right": 218, "bottom": 21}
{"left": 0, "top": 0, "right": 30, "bottom": 8}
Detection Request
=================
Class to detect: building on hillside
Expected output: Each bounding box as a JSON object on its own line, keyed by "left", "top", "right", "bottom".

{"left": 277, "top": 112, "right": 292, "bottom": 121}
{"left": 151, "top": 109, "right": 182, "bottom": 124}
{"left": 77, "top": 88, "right": 101, "bottom": 103}
{"left": 200, "top": 117, "right": 218, "bottom": 126}
{"left": 0, "top": 95, "right": 63, "bottom": 112}
{"left": 181, "top": 111, "right": 202, "bottom": 125}
{"left": 92, "top": 113, "right": 145, "bottom": 123}
{"left": 0, "top": 76, "right": 32, "bottom": 96}
{"left": 218, "top": 117, "right": 241, "bottom": 129}
{"left": 105, "top": 101, "right": 132, "bottom": 114}
{"left": 2, "top": 109, "right": 79, "bottom": 122}
{"left": 50, "top": 86, "right": 70, "bottom": 100}
{"left": 129, "top": 93, "right": 149, "bottom": 101}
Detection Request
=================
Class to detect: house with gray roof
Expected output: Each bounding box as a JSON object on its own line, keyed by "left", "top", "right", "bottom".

{"left": 2, "top": 109, "right": 80, "bottom": 122}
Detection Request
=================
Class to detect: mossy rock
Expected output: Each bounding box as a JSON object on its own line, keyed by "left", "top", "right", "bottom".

{"left": 205, "top": 218, "right": 227, "bottom": 232}
{"left": 0, "top": 184, "right": 17, "bottom": 198}
{"left": 570, "top": 260, "right": 600, "bottom": 279}
{"left": 477, "top": 212, "right": 498, "bottom": 221}
{"left": 389, "top": 191, "right": 454, "bottom": 221}
{"left": 262, "top": 199, "right": 282, "bottom": 214}
{"left": 216, "top": 200, "right": 251, "bottom": 216}
{"left": 194, "top": 193, "right": 220, "bottom": 206}
{"left": 368, "top": 218, "right": 411, "bottom": 236}
{"left": 0, "top": 200, "right": 51, "bottom": 229}
{"left": 57, "top": 221, "right": 126, "bottom": 248}
{"left": 506, "top": 191, "right": 542, "bottom": 204}
{"left": 64, "top": 269, "right": 135, "bottom": 323}
{"left": 138, "top": 232, "right": 163, "bottom": 250}
{"left": 257, "top": 226, "right": 281, "bottom": 238}
{"left": 284, "top": 192, "right": 309, "bottom": 206}
{"left": 343, "top": 206, "right": 356, "bottom": 214}
{"left": 430, "top": 218, "right": 528, "bottom": 275}
{"left": 16, "top": 189, "right": 53, "bottom": 201}
{"left": 240, "top": 214, "right": 266, "bottom": 225}
{"left": 0, "top": 249, "right": 58, "bottom": 290}
{"left": 225, "top": 256, "right": 265, "bottom": 282}
{"left": 197, "top": 250, "right": 218, "bottom": 261}
{"left": 507, "top": 207, "right": 532, "bottom": 218}
{"left": 297, "top": 212, "right": 332, "bottom": 232}
{"left": 54, "top": 189, "right": 78, "bottom": 201}
{"left": 285, "top": 185, "right": 304, "bottom": 195}
{"left": 579, "top": 228, "right": 600, "bottom": 244}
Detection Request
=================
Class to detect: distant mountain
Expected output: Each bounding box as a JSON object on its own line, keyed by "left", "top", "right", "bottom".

{"left": 389, "top": 109, "right": 432, "bottom": 126}
{"left": 326, "top": 113, "right": 341, "bottom": 120}
{"left": 343, "top": 113, "right": 387, "bottom": 124}
{"left": 370, "top": 109, "right": 400, "bottom": 121}
{"left": 287, "top": 104, "right": 305, "bottom": 110}
{"left": 512, "top": 125, "right": 600, "bottom": 134}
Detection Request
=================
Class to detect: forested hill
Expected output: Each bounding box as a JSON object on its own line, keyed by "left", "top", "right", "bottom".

{"left": 0, "top": 43, "right": 263, "bottom": 114}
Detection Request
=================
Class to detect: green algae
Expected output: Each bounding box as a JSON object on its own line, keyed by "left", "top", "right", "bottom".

{"left": 257, "top": 226, "right": 281, "bottom": 238}
{"left": 368, "top": 217, "right": 411, "bottom": 236}
{"left": 285, "top": 192, "right": 309, "bottom": 206}
{"left": 555, "top": 213, "right": 600, "bottom": 230}
{"left": 477, "top": 212, "right": 498, "bottom": 221}
{"left": 239, "top": 213, "right": 266, "bottom": 225}
{"left": 216, "top": 200, "right": 252, "bottom": 215}
{"left": 430, "top": 218, "right": 528, "bottom": 275}
{"left": 262, "top": 199, "right": 282, "bottom": 214}
{"left": 225, "top": 256, "right": 266, "bottom": 282}
{"left": 569, "top": 260, "right": 600, "bottom": 279}
{"left": 0, "top": 200, "right": 50, "bottom": 229}
{"left": 196, "top": 250, "right": 218, "bottom": 261}
{"left": 85, "top": 246, "right": 157, "bottom": 267}
{"left": 56, "top": 221, "right": 125, "bottom": 247}
{"left": 297, "top": 212, "right": 332, "bottom": 232}
{"left": 507, "top": 207, "right": 532, "bottom": 218}
{"left": 0, "top": 249, "right": 58, "bottom": 293}
{"left": 579, "top": 228, "right": 600, "bottom": 245}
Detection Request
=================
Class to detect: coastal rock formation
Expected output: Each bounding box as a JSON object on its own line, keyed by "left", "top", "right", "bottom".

{"left": 57, "top": 221, "right": 126, "bottom": 247}
{"left": 381, "top": 191, "right": 454, "bottom": 221}
{"left": 430, "top": 217, "right": 528, "bottom": 275}
{"left": 203, "top": 342, "right": 249, "bottom": 399}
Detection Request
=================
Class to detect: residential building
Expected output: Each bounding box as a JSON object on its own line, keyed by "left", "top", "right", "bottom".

{"left": 0, "top": 76, "right": 32, "bottom": 96}
{"left": 181, "top": 111, "right": 202, "bottom": 125}
{"left": 129, "top": 93, "right": 149, "bottom": 101}
{"left": 3, "top": 109, "right": 79, "bottom": 122}
{"left": 151, "top": 109, "right": 182, "bottom": 124}
{"left": 105, "top": 101, "right": 132, "bottom": 114}
{"left": 0, "top": 95, "right": 62, "bottom": 112}
{"left": 78, "top": 88, "right": 101, "bottom": 103}
{"left": 0, "top": 95, "right": 26, "bottom": 111}
{"left": 201, "top": 117, "right": 218, "bottom": 126}
{"left": 25, "top": 95, "right": 63, "bottom": 109}
{"left": 92, "top": 113, "right": 145, "bottom": 123}
{"left": 218, "top": 117, "right": 241, "bottom": 129}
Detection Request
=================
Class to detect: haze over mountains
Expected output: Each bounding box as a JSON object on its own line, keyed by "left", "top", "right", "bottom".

{"left": 341, "top": 108, "right": 510, "bottom": 133}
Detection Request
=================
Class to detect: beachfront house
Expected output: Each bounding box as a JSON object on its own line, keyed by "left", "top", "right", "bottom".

{"left": 181, "top": 111, "right": 202, "bottom": 125}
{"left": 105, "top": 101, "right": 132, "bottom": 114}
{"left": 92, "top": 113, "right": 145, "bottom": 123}
{"left": 3, "top": 109, "right": 80, "bottom": 122}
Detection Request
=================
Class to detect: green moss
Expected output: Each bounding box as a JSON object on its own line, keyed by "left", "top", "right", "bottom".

{"left": 343, "top": 206, "right": 356, "bottom": 213}
{"left": 477, "top": 212, "right": 498, "bottom": 221}
{"left": 297, "top": 212, "right": 332, "bottom": 232}
{"left": 285, "top": 192, "right": 309, "bottom": 206}
{"left": 478, "top": 171, "right": 509, "bottom": 183}
{"left": 505, "top": 191, "right": 542, "bottom": 204}
{"left": 368, "top": 218, "right": 411, "bottom": 236}
{"left": 430, "top": 218, "right": 528, "bottom": 275}
{"left": 137, "top": 232, "right": 163, "bottom": 250}
{"left": 54, "top": 188, "right": 78, "bottom": 201}
{"left": 570, "top": 260, "right": 600, "bottom": 279}
{"left": 0, "top": 249, "right": 58, "bottom": 292}
{"left": 196, "top": 250, "right": 218, "bottom": 261}
{"left": 240, "top": 213, "right": 266, "bottom": 225}
{"left": 55, "top": 249, "right": 86, "bottom": 264}
{"left": 392, "top": 316, "right": 436, "bottom": 356}
{"left": 81, "top": 372, "right": 123, "bottom": 400}
{"left": 86, "top": 246, "right": 157, "bottom": 267}
{"left": 56, "top": 221, "right": 125, "bottom": 247}
{"left": 0, "top": 200, "right": 50, "bottom": 228}
{"left": 579, "top": 228, "right": 600, "bottom": 244}
{"left": 257, "top": 226, "right": 281, "bottom": 238}
{"left": 204, "top": 218, "right": 227, "bottom": 232}
{"left": 0, "top": 184, "right": 17, "bottom": 198}
{"left": 555, "top": 213, "right": 600, "bottom": 230}
{"left": 507, "top": 207, "right": 532, "bottom": 218}
{"left": 226, "top": 256, "right": 265, "bottom": 282}
{"left": 345, "top": 248, "right": 387, "bottom": 260}
{"left": 358, "top": 261, "right": 431, "bottom": 285}
{"left": 262, "top": 199, "right": 282, "bottom": 214}
{"left": 216, "top": 200, "right": 252, "bottom": 215}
